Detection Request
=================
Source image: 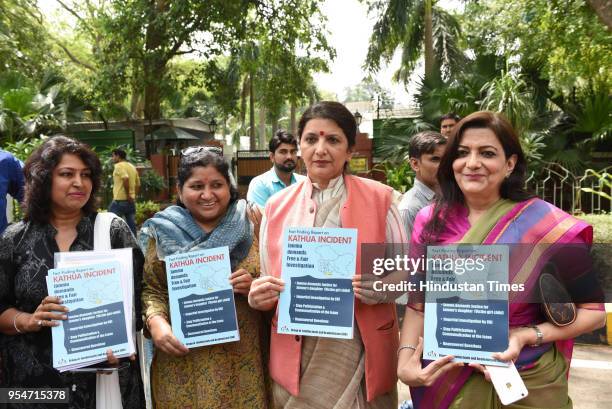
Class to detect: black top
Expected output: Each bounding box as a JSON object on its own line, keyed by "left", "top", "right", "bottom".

{"left": 0, "top": 213, "right": 145, "bottom": 409}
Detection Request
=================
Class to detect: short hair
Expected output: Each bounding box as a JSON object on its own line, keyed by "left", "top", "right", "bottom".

{"left": 111, "top": 148, "right": 127, "bottom": 159}
{"left": 176, "top": 151, "right": 239, "bottom": 207}
{"left": 408, "top": 131, "right": 447, "bottom": 159}
{"left": 298, "top": 101, "right": 357, "bottom": 148}
{"left": 440, "top": 113, "right": 461, "bottom": 123}
{"left": 269, "top": 130, "right": 298, "bottom": 153}
{"left": 23, "top": 135, "right": 102, "bottom": 224}
{"left": 421, "top": 111, "right": 533, "bottom": 243}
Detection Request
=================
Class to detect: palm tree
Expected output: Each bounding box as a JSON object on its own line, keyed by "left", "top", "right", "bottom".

{"left": 365, "top": 0, "right": 464, "bottom": 83}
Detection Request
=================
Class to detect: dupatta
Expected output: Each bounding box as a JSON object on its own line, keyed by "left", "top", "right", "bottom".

{"left": 410, "top": 198, "right": 598, "bottom": 409}
{"left": 138, "top": 200, "right": 252, "bottom": 270}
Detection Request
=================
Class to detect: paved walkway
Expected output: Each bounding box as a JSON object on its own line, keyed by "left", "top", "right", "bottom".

{"left": 397, "top": 344, "right": 612, "bottom": 409}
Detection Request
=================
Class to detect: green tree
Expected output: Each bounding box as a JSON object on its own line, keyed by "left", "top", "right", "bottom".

{"left": 0, "top": 0, "right": 53, "bottom": 78}
{"left": 364, "top": 0, "right": 465, "bottom": 83}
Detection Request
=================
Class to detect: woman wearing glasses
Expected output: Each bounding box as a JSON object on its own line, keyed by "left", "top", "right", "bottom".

{"left": 139, "top": 148, "right": 269, "bottom": 408}
{"left": 248, "top": 101, "right": 407, "bottom": 408}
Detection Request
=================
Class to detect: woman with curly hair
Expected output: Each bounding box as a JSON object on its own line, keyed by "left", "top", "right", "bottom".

{"left": 0, "top": 136, "right": 145, "bottom": 409}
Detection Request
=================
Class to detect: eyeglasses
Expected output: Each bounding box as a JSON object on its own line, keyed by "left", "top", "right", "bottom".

{"left": 181, "top": 146, "right": 223, "bottom": 157}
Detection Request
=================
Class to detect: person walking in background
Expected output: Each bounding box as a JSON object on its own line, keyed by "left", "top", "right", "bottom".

{"left": 0, "top": 148, "right": 24, "bottom": 234}
{"left": 247, "top": 130, "right": 305, "bottom": 208}
{"left": 398, "top": 131, "right": 447, "bottom": 237}
{"left": 440, "top": 113, "right": 461, "bottom": 138}
{"left": 110, "top": 148, "right": 140, "bottom": 235}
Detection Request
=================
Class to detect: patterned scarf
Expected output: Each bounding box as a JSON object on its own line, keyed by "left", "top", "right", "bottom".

{"left": 139, "top": 199, "right": 252, "bottom": 270}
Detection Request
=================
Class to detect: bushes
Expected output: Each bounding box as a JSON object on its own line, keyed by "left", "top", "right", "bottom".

{"left": 136, "top": 201, "right": 160, "bottom": 226}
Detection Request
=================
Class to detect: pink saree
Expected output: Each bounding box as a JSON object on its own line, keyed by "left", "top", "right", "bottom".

{"left": 408, "top": 198, "right": 604, "bottom": 409}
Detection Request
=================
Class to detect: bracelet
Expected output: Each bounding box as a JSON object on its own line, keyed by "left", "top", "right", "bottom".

{"left": 526, "top": 324, "right": 543, "bottom": 347}
{"left": 397, "top": 344, "right": 417, "bottom": 356}
{"left": 13, "top": 311, "right": 25, "bottom": 334}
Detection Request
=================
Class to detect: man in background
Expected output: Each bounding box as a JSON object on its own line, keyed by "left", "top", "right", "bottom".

{"left": 247, "top": 130, "right": 305, "bottom": 208}
{"left": 109, "top": 148, "right": 140, "bottom": 235}
{"left": 440, "top": 113, "right": 461, "bottom": 138}
{"left": 398, "top": 131, "right": 447, "bottom": 237}
{"left": 0, "top": 149, "right": 24, "bottom": 233}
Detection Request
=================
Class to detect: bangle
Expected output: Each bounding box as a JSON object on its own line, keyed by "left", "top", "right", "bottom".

{"left": 397, "top": 344, "right": 417, "bottom": 356}
{"left": 13, "top": 312, "right": 25, "bottom": 334}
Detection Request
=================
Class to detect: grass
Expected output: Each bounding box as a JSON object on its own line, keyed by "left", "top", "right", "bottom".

{"left": 577, "top": 214, "right": 612, "bottom": 243}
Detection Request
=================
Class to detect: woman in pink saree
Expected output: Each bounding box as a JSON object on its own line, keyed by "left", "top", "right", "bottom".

{"left": 397, "top": 111, "right": 606, "bottom": 408}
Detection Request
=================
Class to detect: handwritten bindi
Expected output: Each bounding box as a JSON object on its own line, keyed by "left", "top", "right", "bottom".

{"left": 319, "top": 131, "right": 325, "bottom": 136}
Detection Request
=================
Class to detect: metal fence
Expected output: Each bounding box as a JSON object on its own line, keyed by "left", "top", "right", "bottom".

{"left": 525, "top": 164, "right": 611, "bottom": 214}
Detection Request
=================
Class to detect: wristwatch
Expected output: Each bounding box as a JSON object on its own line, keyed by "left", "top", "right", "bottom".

{"left": 527, "top": 324, "right": 543, "bottom": 347}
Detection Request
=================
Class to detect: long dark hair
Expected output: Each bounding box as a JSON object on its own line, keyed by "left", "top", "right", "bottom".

{"left": 421, "top": 111, "right": 533, "bottom": 243}
{"left": 23, "top": 136, "right": 102, "bottom": 224}
{"left": 176, "top": 150, "right": 239, "bottom": 207}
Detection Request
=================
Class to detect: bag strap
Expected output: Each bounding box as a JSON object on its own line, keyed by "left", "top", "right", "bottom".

{"left": 94, "top": 212, "right": 119, "bottom": 251}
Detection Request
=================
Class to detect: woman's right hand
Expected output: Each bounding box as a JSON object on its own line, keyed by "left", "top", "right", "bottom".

{"left": 23, "top": 296, "right": 69, "bottom": 332}
{"left": 398, "top": 337, "right": 463, "bottom": 387}
{"left": 248, "top": 276, "right": 285, "bottom": 311}
{"left": 149, "top": 315, "right": 189, "bottom": 357}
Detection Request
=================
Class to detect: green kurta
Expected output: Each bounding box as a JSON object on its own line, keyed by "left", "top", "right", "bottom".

{"left": 142, "top": 238, "right": 270, "bottom": 409}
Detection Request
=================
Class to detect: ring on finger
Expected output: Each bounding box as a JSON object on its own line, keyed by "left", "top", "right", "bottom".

{"left": 37, "top": 320, "right": 43, "bottom": 327}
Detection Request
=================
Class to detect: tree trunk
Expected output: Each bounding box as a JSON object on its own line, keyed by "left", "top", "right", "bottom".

{"left": 587, "top": 0, "right": 612, "bottom": 30}
{"left": 424, "top": 0, "right": 434, "bottom": 80}
{"left": 271, "top": 118, "right": 278, "bottom": 137}
{"left": 259, "top": 105, "right": 266, "bottom": 149}
{"left": 249, "top": 74, "right": 256, "bottom": 150}
{"left": 144, "top": 67, "right": 163, "bottom": 120}
{"left": 290, "top": 102, "right": 297, "bottom": 136}
{"left": 130, "top": 90, "right": 144, "bottom": 119}
{"left": 143, "top": 1, "right": 169, "bottom": 120}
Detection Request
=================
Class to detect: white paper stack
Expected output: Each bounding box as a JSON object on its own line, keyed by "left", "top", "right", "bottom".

{"left": 48, "top": 249, "right": 135, "bottom": 371}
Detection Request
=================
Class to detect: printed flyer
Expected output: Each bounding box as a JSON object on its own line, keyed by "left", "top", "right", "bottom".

{"left": 165, "top": 246, "right": 239, "bottom": 348}
{"left": 423, "top": 244, "right": 509, "bottom": 366}
{"left": 47, "top": 261, "right": 131, "bottom": 372}
{"left": 277, "top": 227, "right": 357, "bottom": 339}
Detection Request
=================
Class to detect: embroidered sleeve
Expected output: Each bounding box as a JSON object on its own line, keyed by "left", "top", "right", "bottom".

{"left": 141, "top": 238, "right": 170, "bottom": 337}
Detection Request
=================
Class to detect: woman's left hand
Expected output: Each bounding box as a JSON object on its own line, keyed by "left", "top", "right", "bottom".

{"left": 352, "top": 274, "right": 387, "bottom": 305}
{"left": 492, "top": 327, "right": 533, "bottom": 363}
{"left": 230, "top": 269, "right": 253, "bottom": 296}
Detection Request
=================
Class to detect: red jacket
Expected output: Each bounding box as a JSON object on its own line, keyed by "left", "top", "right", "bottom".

{"left": 263, "top": 175, "right": 399, "bottom": 401}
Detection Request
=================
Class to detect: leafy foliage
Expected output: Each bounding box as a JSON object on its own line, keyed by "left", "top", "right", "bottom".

{"left": 136, "top": 201, "right": 161, "bottom": 226}
{"left": 364, "top": 0, "right": 465, "bottom": 82}
{"left": 374, "top": 161, "right": 415, "bottom": 193}
{"left": 139, "top": 170, "right": 166, "bottom": 202}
